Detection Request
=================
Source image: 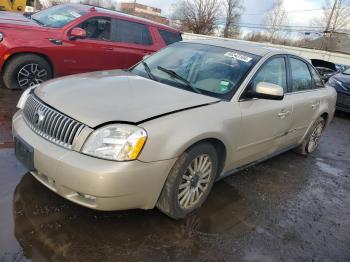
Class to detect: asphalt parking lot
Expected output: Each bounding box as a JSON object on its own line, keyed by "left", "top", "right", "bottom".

{"left": 0, "top": 88, "right": 350, "bottom": 262}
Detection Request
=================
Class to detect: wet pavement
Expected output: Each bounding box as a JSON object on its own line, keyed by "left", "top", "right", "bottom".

{"left": 1, "top": 88, "right": 350, "bottom": 262}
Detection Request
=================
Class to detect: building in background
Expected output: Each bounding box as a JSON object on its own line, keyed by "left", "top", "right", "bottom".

{"left": 121, "top": 1, "right": 169, "bottom": 25}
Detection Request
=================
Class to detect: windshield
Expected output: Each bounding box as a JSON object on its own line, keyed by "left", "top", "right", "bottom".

{"left": 31, "top": 5, "right": 86, "bottom": 28}
{"left": 131, "top": 42, "right": 260, "bottom": 99}
{"left": 343, "top": 67, "right": 350, "bottom": 75}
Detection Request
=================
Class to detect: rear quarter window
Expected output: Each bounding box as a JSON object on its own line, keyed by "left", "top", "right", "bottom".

{"left": 158, "top": 29, "right": 182, "bottom": 45}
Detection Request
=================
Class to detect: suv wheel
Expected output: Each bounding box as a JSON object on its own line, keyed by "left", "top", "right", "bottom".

{"left": 3, "top": 54, "right": 53, "bottom": 90}
{"left": 157, "top": 143, "right": 218, "bottom": 219}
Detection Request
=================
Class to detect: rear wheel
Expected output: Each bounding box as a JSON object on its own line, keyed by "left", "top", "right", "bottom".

{"left": 295, "top": 116, "right": 326, "bottom": 155}
{"left": 3, "top": 54, "right": 52, "bottom": 90}
{"left": 306, "top": 117, "right": 326, "bottom": 153}
{"left": 157, "top": 143, "right": 218, "bottom": 219}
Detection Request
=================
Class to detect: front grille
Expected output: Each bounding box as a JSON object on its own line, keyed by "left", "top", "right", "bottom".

{"left": 23, "top": 95, "right": 86, "bottom": 149}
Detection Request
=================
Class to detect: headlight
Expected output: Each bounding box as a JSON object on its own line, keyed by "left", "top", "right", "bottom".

{"left": 16, "top": 85, "right": 38, "bottom": 109}
{"left": 0, "top": 32, "right": 3, "bottom": 42}
{"left": 82, "top": 124, "right": 147, "bottom": 161}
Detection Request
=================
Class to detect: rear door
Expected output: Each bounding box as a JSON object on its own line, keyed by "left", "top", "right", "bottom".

{"left": 284, "top": 56, "right": 322, "bottom": 145}
{"left": 110, "top": 18, "right": 158, "bottom": 68}
{"left": 235, "top": 56, "right": 293, "bottom": 167}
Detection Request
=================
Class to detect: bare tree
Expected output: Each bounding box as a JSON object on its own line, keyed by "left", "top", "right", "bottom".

{"left": 242, "top": 31, "right": 307, "bottom": 47}
{"left": 173, "top": 0, "right": 221, "bottom": 35}
{"left": 223, "top": 0, "right": 243, "bottom": 38}
{"left": 264, "top": 0, "right": 288, "bottom": 43}
{"left": 312, "top": 0, "right": 350, "bottom": 50}
{"left": 313, "top": 0, "right": 350, "bottom": 32}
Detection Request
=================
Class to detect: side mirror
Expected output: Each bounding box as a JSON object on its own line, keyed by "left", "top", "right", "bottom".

{"left": 248, "top": 82, "right": 284, "bottom": 100}
{"left": 69, "top": 28, "right": 87, "bottom": 40}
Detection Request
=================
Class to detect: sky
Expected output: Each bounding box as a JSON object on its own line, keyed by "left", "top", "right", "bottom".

{"left": 132, "top": 0, "right": 324, "bottom": 24}
{"left": 128, "top": 0, "right": 326, "bottom": 37}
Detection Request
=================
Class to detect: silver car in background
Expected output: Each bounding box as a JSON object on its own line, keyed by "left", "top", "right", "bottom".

{"left": 13, "top": 40, "right": 337, "bottom": 219}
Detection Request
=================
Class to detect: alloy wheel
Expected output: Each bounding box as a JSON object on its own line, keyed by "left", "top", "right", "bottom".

{"left": 17, "top": 63, "right": 48, "bottom": 89}
{"left": 178, "top": 154, "right": 213, "bottom": 209}
{"left": 307, "top": 122, "right": 324, "bottom": 153}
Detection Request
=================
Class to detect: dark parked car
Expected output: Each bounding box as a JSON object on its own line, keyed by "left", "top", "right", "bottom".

{"left": 327, "top": 67, "right": 350, "bottom": 113}
{"left": 316, "top": 66, "right": 336, "bottom": 82}
{"left": 0, "top": 4, "right": 182, "bottom": 89}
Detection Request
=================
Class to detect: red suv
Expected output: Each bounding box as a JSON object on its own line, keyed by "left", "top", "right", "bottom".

{"left": 0, "top": 4, "right": 182, "bottom": 89}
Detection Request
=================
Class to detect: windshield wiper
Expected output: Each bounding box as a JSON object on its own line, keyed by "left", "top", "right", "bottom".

{"left": 141, "top": 61, "right": 158, "bottom": 81}
{"left": 31, "top": 17, "right": 45, "bottom": 26}
{"left": 157, "top": 66, "right": 202, "bottom": 94}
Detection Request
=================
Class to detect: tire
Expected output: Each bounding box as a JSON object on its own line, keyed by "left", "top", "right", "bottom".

{"left": 157, "top": 143, "right": 218, "bottom": 219}
{"left": 3, "top": 54, "right": 53, "bottom": 90}
{"left": 295, "top": 116, "right": 326, "bottom": 155}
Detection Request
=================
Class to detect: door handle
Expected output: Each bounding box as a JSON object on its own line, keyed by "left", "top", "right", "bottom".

{"left": 277, "top": 110, "right": 290, "bottom": 119}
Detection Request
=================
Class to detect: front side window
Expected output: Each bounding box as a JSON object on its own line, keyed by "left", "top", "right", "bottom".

{"left": 158, "top": 29, "right": 182, "bottom": 45}
{"left": 111, "top": 19, "right": 152, "bottom": 45}
{"left": 250, "top": 57, "right": 287, "bottom": 92}
{"left": 290, "top": 58, "right": 312, "bottom": 92}
{"left": 131, "top": 42, "right": 260, "bottom": 99}
{"left": 78, "top": 17, "right": 111, "bottom": 41}
{"left": 31, "top": 5, "right": 86, "bottom": 28}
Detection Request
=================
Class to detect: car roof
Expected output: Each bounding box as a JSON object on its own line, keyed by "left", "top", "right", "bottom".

{"left": 65, "top": 3, "right": 179, "bottom": 32}
{"left": 182, "top": 39, "right": 291, "bottom": 57}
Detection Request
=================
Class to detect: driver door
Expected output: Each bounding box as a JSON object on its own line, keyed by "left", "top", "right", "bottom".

{"left": 60, "top": 16, "right": 126, "bottom": 75}
{"left": 234, "top": 56, "right": 293, "bottom": 167}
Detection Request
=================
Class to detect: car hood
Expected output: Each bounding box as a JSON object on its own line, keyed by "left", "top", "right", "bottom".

{"left": 35, "top": 70, "right": 220, "bottom": 127}
{"left": 0, "top": 11, "right": 39, "bottom": 28}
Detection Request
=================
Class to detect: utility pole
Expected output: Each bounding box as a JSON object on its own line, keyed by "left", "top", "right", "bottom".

{"left": 322, "top": 0, "right": 338, "bottom": 51}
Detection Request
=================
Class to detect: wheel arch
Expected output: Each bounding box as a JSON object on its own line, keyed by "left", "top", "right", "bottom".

{"left": 320, "top": 112, "right": 329, "bottom": 122}
{"left": 183, "top": 137, "right": 227, "bottom": 179}
{"left": 2, "top": 51, "right": 55, "bottom": 76}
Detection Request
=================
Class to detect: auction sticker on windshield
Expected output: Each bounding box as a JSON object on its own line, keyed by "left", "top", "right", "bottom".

{"left": 224, "top": 52, "right": 252, "bottom": 62}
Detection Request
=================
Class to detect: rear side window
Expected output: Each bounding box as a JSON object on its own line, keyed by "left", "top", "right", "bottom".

{"left": 158, "top": 29, "right": 182, "bottom": 45}
{"left": 251, "top": 57, "right": 287, "bottom": 92}
{"left": 111, "top": 19, "right": 153, "bottom": 45}
{"left": 290, "top": 58, "right": 312, "bottom": 92}
{"left": 78, "top": 17, "right": 111, "bottom": 41}
{"left": 310, "top": 67, "right": 324, "bottom": 89}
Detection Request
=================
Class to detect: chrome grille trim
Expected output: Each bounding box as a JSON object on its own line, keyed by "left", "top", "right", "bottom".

{"left": 22, "top": 95, "right": 87, "bottom": 149}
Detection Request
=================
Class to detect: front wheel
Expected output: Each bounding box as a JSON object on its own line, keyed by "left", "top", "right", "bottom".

{"left": 157, "top": 143, "right": 218, "bottom": 219}
{"left": 3, "top": 54, "right": 53, "bottom": 90}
